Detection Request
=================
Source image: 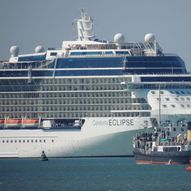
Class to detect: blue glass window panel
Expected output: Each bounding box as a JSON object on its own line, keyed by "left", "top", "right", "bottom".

{"left": 115, "top": 51, "right": 130, "bottom": 55}
{"left": 56, "top": 57, "right": 124, "bottom": 68}
{"left": 126, "top": 56, "right": 186, "bottom": 69}
{"left": 70, "top": 51, "right": 102, "bottom": 56}
{"left": 141, "top": 76, "right": 191, "bottom": 82}
{"left": 104, "top": 51, "right": 113, "bottom": 55}
{"left": 18, "top": 54, "right": 46, "bottom": 62}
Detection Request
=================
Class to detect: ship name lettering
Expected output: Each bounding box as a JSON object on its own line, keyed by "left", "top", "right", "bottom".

{"left": 108, "top": 119, "right": 134, "bottom": 127}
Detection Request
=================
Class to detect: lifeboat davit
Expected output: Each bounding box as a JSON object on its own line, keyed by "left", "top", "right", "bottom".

{"left": 22, "top": 119, "right": 39, "bottom": 128}
{"left": 5, "top": 119, "right": 21, "bottom": 128}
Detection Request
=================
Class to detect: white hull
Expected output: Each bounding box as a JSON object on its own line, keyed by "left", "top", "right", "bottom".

{"left": 0, "top": 117, "right": 150, "bottom": 158}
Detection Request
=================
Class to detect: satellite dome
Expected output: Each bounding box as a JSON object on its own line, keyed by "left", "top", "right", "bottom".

{"left": 10, "top": 46, "right": 19, "bottom": 57}
{"left": 114, "top": 33, "right": 125, "bottom": 44}
{"left": 144, "top": 33, "right": 155, "bottom": 43}
{"left": 35, "top": 45, "right": 45, "bottom": 53}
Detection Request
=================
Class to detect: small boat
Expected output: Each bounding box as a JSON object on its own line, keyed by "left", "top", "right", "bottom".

{"left": 133, "top": 121, "right": 191, "bottom": 165}
{"left": 41, "top": 151, "right": 48, "bottom": 161}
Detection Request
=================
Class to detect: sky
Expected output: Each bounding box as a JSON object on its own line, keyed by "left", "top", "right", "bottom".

{"left": 0, "top": 0, "right": 191, "bottom": 70}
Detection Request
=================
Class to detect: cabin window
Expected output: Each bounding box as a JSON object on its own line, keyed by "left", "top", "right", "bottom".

{"left": 50, "top": 52, "right": 57, "bottom": 56}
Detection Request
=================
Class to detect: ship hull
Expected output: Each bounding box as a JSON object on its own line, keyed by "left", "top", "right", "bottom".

{"left": 133, "top": 149, "right": 191, "bottom": 164}
{"left": 0, "top": 117, "right": 148, "bottom": 158}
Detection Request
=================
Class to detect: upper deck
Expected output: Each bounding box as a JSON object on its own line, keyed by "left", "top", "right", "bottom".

{"left": 0, "top": 10, "right": 188, "bottom": 77}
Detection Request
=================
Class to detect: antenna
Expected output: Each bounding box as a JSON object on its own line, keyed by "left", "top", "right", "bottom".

{"left": 75, "top": 9, "right": 96, "bottom": 41}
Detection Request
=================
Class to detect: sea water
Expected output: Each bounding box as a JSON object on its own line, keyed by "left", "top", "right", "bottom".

{"left": 0, "top": 157, "right": 191, "bottom": 191}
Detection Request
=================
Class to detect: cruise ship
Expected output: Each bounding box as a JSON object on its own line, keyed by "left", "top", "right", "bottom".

{"left": 0, "top": 10, "right": 191, "bottom": 158}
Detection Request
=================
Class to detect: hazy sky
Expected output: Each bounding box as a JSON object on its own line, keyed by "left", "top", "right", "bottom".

{"left": 0, "top": 0, "right": 191, "bottom": 70}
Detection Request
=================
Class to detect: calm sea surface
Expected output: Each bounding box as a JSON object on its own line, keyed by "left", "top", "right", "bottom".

{"left": 0, "top": 157, "right": 191, "bottom": 191}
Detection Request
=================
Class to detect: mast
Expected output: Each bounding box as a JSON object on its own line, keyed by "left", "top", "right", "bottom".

{"left": 75, "top": 9, "right": 96, "bottom": 41}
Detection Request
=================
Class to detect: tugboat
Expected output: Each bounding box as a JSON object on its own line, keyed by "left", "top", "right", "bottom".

{"left": 41, "top": 151, "right": 48, "bottom": 161}
{"left": 133, "top": 121, "right": 191, "bottom": 165}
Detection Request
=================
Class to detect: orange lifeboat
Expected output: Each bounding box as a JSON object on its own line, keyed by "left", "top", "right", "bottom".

{"left": 0, "top": 119, "right": 4, "bottom": 128}
{"left": 5, "top": 119, "right": 21, "bottom": 128}
{"left": 22, "top": 119, "right": 39, "bottom": 128}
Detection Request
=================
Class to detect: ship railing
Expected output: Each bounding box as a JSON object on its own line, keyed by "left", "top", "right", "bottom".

{"left": 0, "top": 60, "right": 55, "bottom": 70}
{"left": 62, "top": 41, "right": 162, "bottom": 56}
{"left": 122, "top": 82, "right": 191, "bottom": 90}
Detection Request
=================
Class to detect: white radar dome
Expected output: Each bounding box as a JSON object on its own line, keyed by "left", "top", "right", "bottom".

{"left": 35, "top": 45, "right": 45, "bottom": 53}
{"left": 10, "top": 46, "right": 19, "bottom": 57}
{"left": 144, "top": 33, "right": 155, "bottom": 43}
{"left": 114, "top": 33, "right": 125, "bottom": 44}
